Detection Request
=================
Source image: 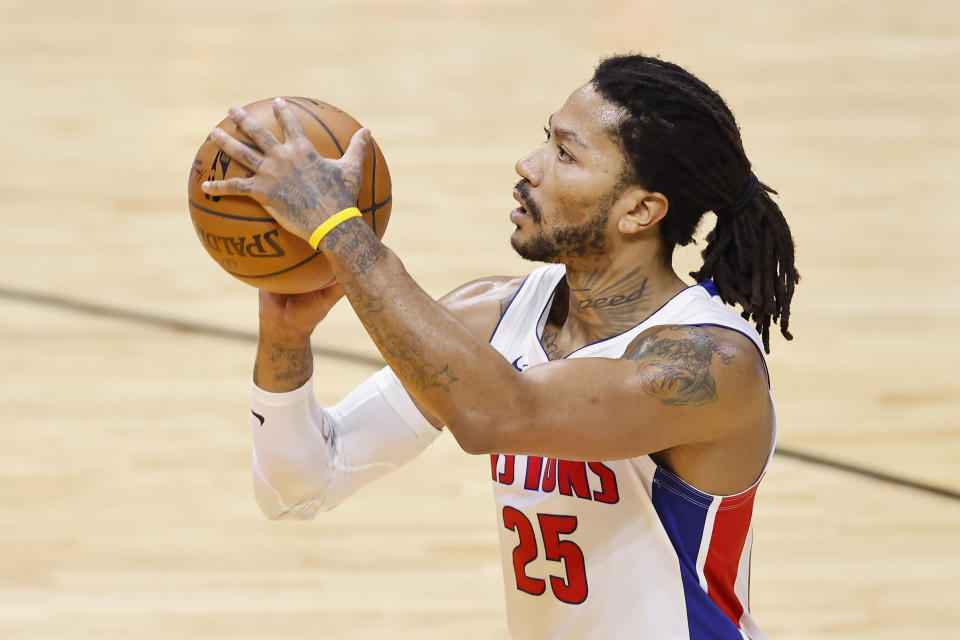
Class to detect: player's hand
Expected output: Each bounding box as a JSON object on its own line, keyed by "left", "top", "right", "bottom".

{"left": 258, "top": 284, "right": 345, "bottom": 339}
{"left": 200, "top": 97, "right": 372, "bottom": 242}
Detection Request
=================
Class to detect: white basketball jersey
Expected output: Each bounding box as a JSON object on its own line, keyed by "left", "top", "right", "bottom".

{"left": 488, "top": 264, "right": 775, "bottom": 640}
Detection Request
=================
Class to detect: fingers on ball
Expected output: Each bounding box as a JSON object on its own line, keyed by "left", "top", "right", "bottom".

{"left": 230, "top": 106, "right": 280, "bottom": 150}
{"left": 274, "top": 98, "right": 308, "bottom": 141}
{"left": 203, "top": 177, "right": 254, "bottom": 196}
{"left": 341, "top": 128, "right": 372, "bottom": 166}
{"left": 211, "top": 128, "right": 264, "bottom": 170}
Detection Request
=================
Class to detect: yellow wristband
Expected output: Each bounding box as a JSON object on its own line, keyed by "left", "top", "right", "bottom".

{"left": 308, "top": 207, "right": 363, "bottom": 249}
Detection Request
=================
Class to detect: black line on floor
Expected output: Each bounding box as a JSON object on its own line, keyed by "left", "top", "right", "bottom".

{"left": 2, "top": 284, "right": 957, "bottom": 502}
{"left": 0, "top": 285, "right": 384, "bottom": 368}
{"left": 774, "top": 446, "right": 959, "bottom": 501}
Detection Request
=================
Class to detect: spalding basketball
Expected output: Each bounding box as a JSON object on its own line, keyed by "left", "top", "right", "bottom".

{"left": 187, "top": 97, "right": 391, "bottom": 293}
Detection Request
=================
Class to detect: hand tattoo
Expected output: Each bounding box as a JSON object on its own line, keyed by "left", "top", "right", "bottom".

{"left": 266, "top": 160, "right": 358, "bottom": 235}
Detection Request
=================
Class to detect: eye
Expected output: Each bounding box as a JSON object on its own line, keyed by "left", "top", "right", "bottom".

{"left": 544, "top": 126, "right": 573, "bottom": 162}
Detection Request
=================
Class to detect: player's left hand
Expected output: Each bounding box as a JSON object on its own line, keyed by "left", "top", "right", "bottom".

{"left": 201, "top": 97, "right": 372, "bottom": 242}
{"left": 258, "top": 284, "right": 346, "bottom": 339}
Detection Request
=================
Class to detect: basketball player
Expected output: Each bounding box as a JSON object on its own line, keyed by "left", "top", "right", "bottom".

{"left": 203, "top": 54, "right": 799, "bottom": 639}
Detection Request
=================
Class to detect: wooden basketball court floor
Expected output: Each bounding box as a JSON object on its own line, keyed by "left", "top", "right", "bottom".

{"left": 1, "top": 1, "right": 957, "bottom": 637}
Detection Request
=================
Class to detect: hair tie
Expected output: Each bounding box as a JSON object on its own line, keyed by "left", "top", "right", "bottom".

{"left": 717, "top": 174, "right": 759, "bottom": 217}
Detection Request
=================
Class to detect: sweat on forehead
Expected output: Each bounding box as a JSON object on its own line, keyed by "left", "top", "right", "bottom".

{"left": 553, "top": 84, "right": 627, "bottom": 144}
{"left": 582, "top": 83, "right": 627, "bottom": 130}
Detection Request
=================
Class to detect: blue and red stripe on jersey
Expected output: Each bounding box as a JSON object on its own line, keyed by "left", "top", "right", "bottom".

{"left": 651, "top": 465, "right": 758, "bottom": 639}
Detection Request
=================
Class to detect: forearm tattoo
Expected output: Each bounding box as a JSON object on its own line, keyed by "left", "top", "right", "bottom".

{"left": 326, "top": 220, "right": 459, "bottom": 394}
{"left": 350, "top": 281, "right": 460, "bottom": 393}
{"left": 255, "top": 342, "right": 313, "bottom": 389}
{"left": 626, "top": 326, "right": 733, "bottom": 406}
{"left": 322, "top": 218, "right": 388, "bottom": 275}
{"left": 371, "top": 327, "right": 460, "bottom": 393}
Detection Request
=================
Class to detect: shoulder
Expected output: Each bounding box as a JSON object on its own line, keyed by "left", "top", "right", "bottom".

{"left": 623, "top": 324, "right": 768, "bottom": 407}
{"left": 439, "top": 275, "right": 524, "bottom": 308}
{"left": 439, "top": 276, "right": 525, "bottom": 341}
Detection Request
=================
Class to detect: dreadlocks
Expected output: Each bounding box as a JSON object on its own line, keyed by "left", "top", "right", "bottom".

{"left": 591, "top": 54, "right": 799, "bottom": 353}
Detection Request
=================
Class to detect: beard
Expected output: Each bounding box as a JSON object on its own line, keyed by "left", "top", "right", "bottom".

{"left": 510, "top": 180, "right": 619, "bottom": 263}
{"left": 511, "top": 209, "right": 611, "bottom": 262}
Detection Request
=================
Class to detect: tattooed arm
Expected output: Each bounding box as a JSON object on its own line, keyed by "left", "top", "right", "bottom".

{"left": 316, "top": 218, "right": 771, "bottom": 461}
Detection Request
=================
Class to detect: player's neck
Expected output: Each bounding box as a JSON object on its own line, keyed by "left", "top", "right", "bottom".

{"left": 546, "top": 256, "right": 686, "bottom": 352}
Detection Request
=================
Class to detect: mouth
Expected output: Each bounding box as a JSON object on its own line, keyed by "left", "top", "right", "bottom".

{"left": 511, "top": 188, "right": 533, "bottom": 224}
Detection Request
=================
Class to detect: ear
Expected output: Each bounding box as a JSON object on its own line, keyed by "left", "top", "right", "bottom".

{"left": 616, "top": 190, "right": 669, "bottom": 235}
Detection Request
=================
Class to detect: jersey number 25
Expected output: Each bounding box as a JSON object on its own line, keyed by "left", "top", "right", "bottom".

{"left": 502, "top": 506, "right": 588, "bottom": 605}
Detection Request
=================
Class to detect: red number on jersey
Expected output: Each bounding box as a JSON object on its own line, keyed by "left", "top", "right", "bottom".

{"left": 502, "top": 507, "right": 588, "bottom": 604}
{"left": 503, "top": 506, "right": 547, "bottom": 595}
{"left": 538, "top": 514, "right": 588, "bottom": 604}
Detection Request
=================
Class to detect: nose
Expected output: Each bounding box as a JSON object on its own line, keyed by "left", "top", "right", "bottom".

{"left": 515, "top": 148, "right": 541, "bottom": 186}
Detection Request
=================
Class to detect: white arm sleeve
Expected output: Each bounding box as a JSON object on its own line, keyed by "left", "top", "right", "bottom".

{"left": 250, "top": 366, "right": 441, "bottom": 520}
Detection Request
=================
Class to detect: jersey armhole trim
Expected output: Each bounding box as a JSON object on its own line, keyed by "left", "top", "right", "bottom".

{"left": 652, "top": 459, "right": 764, "bottom": 506}
{"left": 488, "top": 274, "right": 530, "bottom": 343}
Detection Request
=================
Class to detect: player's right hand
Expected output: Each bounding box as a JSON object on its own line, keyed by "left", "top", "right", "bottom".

{"left": 258, "top": 284, "right": 345, "bottom": 338}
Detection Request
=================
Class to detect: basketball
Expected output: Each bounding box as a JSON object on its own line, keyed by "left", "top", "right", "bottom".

{"left": 187, "top": 97, "right": 391, "bottom": 293}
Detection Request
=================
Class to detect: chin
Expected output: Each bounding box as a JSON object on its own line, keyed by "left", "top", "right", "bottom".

{"left": 510, "top": 234, "right": 562, "bottom": 264}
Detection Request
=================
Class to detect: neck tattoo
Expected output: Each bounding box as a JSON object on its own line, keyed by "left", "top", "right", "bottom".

{"left": 568, "top": 265, "right": 652, "bottom": 330}
{"left": 543, "top": 266, "right": 660, "bottom": 354}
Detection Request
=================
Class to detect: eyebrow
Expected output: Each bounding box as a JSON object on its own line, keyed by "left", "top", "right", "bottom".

{"left": 547, "top": 114, "right": 589, "bottom": 149}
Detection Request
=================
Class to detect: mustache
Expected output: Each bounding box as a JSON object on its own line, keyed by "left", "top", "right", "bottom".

{"left": 514, "top": 180, "right": 542, "bottom": 222}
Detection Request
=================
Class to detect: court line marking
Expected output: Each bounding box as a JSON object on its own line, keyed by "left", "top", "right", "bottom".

{"left": 774, "top": 447, "right": 959, "bottom": 500}
{"left": 1, "top": 284, "right": 957, "bottom": 502}
{"left": 0, "top": 285, "right": 383, "bottom": 368}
